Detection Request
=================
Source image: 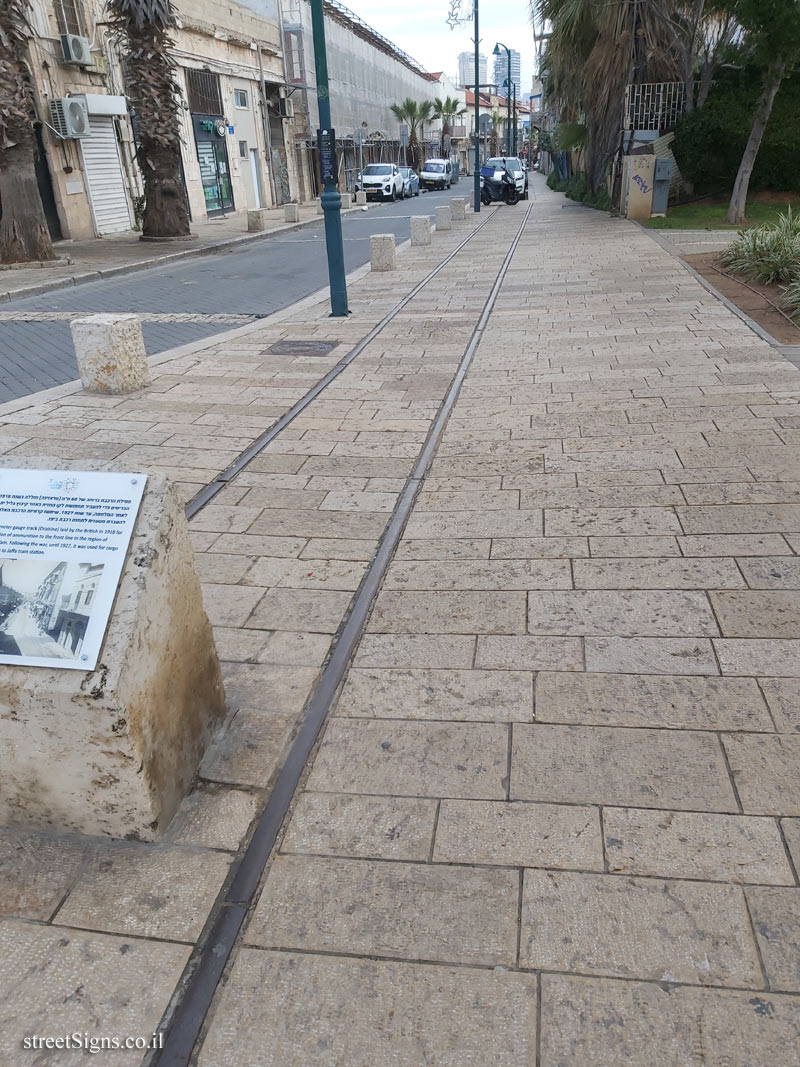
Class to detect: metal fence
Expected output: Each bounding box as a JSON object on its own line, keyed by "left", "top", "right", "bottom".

{"left": 624, "top": 82, "right": 687, "bottom": 132}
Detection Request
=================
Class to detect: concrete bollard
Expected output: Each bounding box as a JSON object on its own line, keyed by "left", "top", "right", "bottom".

{"left": 410, "top": 216, "right": 432, "bottom": 246}
{"left": 340, "top": 192, "right": 353, "bottom": 209}
{"left": 284, "top": 202, "right": 301, "bottom": 223}
{"left": 355, "top": 190, "right": 367, "bottom": 206}
{"left": 248, "top": 208, "right": 268, "bottom": 232}
{"left": 316, "top": 198, "right": 324, "bottom": 214}
{"left": 450, "top": 198, "right": 467, "bottom": 220}
{"left": 370, "top": 233, "right": 396, "bottom": 272}
{"left": 71, "top": 313, "right": 150, "bottom": 394}
{"left": 435, "top": 206, "right": 452, "bottom": 231}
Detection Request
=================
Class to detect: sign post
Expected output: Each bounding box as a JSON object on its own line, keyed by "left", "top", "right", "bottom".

{"left": 311, "top": 0, "right": 349, "bottom": 317}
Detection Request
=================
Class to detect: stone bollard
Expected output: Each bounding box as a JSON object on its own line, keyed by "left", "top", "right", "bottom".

{"left": 450, "top": 197, "right": 467, "bottom": 220}
{"left": 370, "top": 233, "right": 396, "bottom": 272}
{"left": 340, "top": 192, "right": 353, "bottom": 209}
{"left": 284, "top": 202, "right": 301, "bottom": 223}
{"left": 71, "top": 313, "right": 150, "bottom": 394}
{"left": 355, "top": 190, "right": 367, "bottom": 206}
{"left": 0, "top": 473, "right": 227, "bottom": 839}
{"left": 316, "top": 198, "right": 324, "bottom": 214}
{"left": 410, "top": 216, "right": 432, "bottom": 246}
{"left": 248, "top": 208, "right": 268, "bottom": 232}
{"left": 435, "top": 205, "right": 452, "bottom": 231}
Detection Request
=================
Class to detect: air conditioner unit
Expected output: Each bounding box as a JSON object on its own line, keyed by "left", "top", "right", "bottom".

{"left": 60, "top": 33, "right": 93, "bottom": 66}
{"left": 50, "top": 97, "right": 91, "bottom": 139}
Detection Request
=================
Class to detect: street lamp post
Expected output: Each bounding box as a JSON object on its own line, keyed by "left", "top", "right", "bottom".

{"left": 472, "top": 0, "right": 480, "bottom": 212}
{"left": 310, "top": 0, "right": 348, "bottom": 316}
{"left": 493, "top": 42, "right": 511, "bottom": 156}
{"left": 446, "top": 0, "right": 481, "bottom": 211}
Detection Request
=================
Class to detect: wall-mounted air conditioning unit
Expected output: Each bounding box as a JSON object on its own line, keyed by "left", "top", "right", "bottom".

{"left": 60, "top": 34, "right": 93, "bottom": 66}
{"left": 50, "top": 97, "right": 91, "bottom": 139}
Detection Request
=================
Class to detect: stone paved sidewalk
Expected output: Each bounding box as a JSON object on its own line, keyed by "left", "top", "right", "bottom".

{"left": 1, "top": 178, "right": 800, "bottom": 1065}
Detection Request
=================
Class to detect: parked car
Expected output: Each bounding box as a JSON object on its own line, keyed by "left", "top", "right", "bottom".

{"left": 484, "top": 157, "right": 528, "bottom": 199}
{"left": 420, "top": 158, "right": 453, "bottom": 190}
{"left": 356, "top": 163, "right": 404, "bottom": 202}
{"left": 398, "top": 166, "right": 420, "bottom": 197}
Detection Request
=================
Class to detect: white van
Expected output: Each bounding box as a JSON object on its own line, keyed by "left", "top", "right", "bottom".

{"left": 420, "top": 158, "right": 453, "bottom": 190}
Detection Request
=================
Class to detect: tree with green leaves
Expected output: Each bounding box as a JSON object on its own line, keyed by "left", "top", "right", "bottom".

{"left": 108, "top": 0, "right": 190, "bottom": 238}
{"left": 722, "top": 0, "right": 800, "bottom": 223}
{"left": 390, "top": 98, "right": 433, "bottom": 171}
{"left": 0, "top": 0, "right": 56, "bottom": 263}
{"left": 433, "top": 96, "right": 467, "bottom": 158}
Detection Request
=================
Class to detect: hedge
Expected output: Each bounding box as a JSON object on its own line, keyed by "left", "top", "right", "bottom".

{"left": 673, "top": 66, "right": 800, "bottom": 194}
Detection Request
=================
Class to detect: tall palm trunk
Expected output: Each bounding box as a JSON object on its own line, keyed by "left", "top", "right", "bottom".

{"left": 110, "top": 0, "right": 189, "bottom": 239}
{"left": 727, "top": 59, "right": 786, "bottom": 224}
{"left": 0, "top": 0, "right": 55, "bottom": 263}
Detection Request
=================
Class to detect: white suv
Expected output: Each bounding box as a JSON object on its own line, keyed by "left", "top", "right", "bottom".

{"left": 356, "top": 163, "right": 404, "bottom": 202}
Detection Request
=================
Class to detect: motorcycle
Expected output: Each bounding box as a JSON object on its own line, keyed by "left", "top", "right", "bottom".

{"left": 480, "top": 161, "right": 520, "bottom": 206}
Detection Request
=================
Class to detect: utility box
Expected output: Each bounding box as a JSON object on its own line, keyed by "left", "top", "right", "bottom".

{"left": 652, "top": 157, "right": 673, "bottom": 217}
{"left": 625, "top": 156, "right": 656, "bottom": 220}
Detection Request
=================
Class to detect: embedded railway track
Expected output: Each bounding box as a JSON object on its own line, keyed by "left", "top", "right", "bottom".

{"left": 152, "top": 198, "right": 535, "bottom": 1066}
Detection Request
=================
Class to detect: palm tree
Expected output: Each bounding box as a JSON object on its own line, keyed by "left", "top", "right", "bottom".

{"left": 488, "top": 111, "right": 503, "bottom": 157}
{"left": 433, "top": 96, "right": 467, "bottom": 158}
{"left": 535, "top": 0, "right": 682, "bottom": 195}
{"left": 390, "top": 98, "right": 433, "bottom": 171}
{"left": 108, "top": 0, "right": 190, "bottom": 238}
{"left": 0, "top": 0, "right": 56, "bottom": 263}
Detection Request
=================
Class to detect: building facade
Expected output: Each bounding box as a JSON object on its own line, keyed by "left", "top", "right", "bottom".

{"left": 492, "top": 49, "right": 521, "bottom": 100}
{"left": 19, "top": 0, "right": 441, "bottom": 242}
{"left": 457, "top": 51, "right": 486, "bottom": 90}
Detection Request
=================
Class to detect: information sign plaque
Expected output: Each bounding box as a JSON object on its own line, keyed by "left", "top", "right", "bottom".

{"left": 318, "top": 128, "right": 338, "bottom": 184}
{"left": 0, "top": 469, "right": 147, "bottom": 670}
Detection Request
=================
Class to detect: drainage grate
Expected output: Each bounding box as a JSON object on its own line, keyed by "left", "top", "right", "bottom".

{"left": 265, "top": 340, "right": 340, "bottom": 356}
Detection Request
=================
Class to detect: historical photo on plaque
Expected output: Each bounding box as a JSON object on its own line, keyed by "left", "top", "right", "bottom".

{"left": 0, "top": 470, "right": 147, "bottom": 670}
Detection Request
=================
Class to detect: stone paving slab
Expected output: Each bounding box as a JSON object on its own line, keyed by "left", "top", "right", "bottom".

{"left": 3, "top": 177, "right": 800, "bottom": 1061}
{"left": 198, "top": 951, "right": 538, "bottom": 1067}
{"left": 539, "top": 975, "right": 800, "bottom": 1066}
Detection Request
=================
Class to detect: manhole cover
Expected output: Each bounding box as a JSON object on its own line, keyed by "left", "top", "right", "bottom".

{"left": 265, "top": 340, "right": 340, "bottom": 356}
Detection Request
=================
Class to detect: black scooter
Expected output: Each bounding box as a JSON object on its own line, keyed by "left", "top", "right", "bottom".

{"left": 480, "top": 161, "right": 520, "bottom": 206}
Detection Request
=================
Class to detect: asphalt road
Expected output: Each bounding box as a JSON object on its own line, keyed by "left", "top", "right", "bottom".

{"left": 0, "top": 184, "right": 467, "bottom": 403}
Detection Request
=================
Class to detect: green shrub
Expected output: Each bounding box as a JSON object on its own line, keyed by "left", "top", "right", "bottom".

{"left": 564, "top": 173, "right": 589, "bottom": 201}
{"left": 674, "top": 67, "right": 800, "bottom": 194}
{"left": 721, "top": 208, "right": 800, "bottom": 285}
{"left": 547, "top": 170, "right": 566, "bottom": 191}
{"left": 782, "top": 277, "right": 800, "bottom": 320}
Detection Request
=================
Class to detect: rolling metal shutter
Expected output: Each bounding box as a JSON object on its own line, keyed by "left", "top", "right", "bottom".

{"left": 80, "top": 117, "right": 132, "bottom": 235}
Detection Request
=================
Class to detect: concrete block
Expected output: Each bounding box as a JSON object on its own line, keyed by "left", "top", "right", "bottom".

{"left": 411, "top": 216, "right": 432, "bottom": 246}
{"left": 435, "top": 206, "right": 452, "bottom": 231}
{"left": 284, "top": 203, "right": 300, "bottom": 223}
{"left": 450, "top": 198, "right": 467, "bottom": 220}
{"left": 316, "top": 199, "right": 324, "bottom": 214}
{"left": 70, "top": 314, "right": 149, "bottom": 395}
{"left": 340, "top": 193, "right": 353, "bottom": 210}
{"left": 355, "top": 190, "right": 367, "bottom": 206}
{"left": 247, "top": 208, "right": 268, "bottom": 232}
{"left": 370, "top": 234, "right": 396, "bottom": 272}
{"left": 0, "top": 473, "right": 227, "bottom": 839}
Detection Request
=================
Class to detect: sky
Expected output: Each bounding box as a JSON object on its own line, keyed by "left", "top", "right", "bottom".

{"left": 341, "top": 0, "right": 540, "bottom": 95}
